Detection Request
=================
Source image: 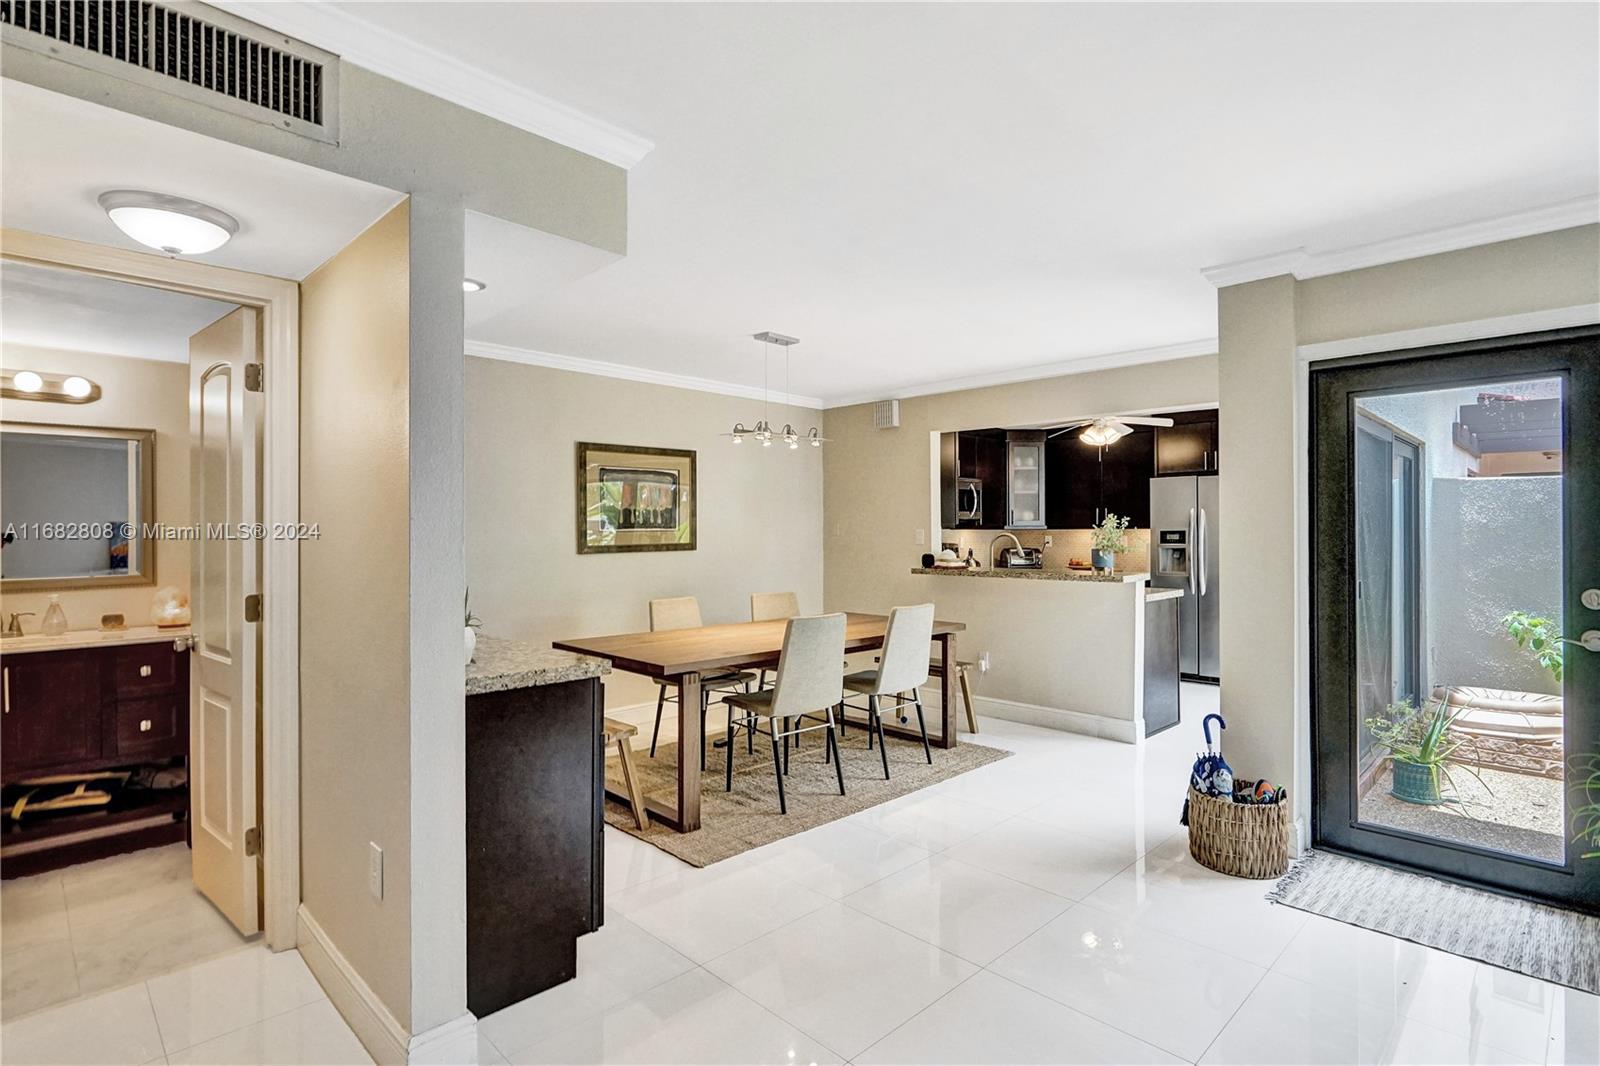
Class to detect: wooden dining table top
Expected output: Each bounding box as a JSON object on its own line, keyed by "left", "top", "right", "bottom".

{"left": 552, "top": 611, "right": 965, "bottom": 679}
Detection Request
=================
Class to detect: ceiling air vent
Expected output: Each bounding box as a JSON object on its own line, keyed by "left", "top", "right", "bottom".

{"left": 1, "top": 1, "right": 339, "bottom": 143}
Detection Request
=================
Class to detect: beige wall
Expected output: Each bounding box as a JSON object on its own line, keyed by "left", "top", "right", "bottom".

{"left": 823, "top": 355, "right": 1219, "bottom": 730}
{"left": 465, "top": 359, "right": 824, "bottom": 739}
{"left": 1216, "top": 224, "right": 1600, "bottom": 836}
{"left": 299, "top": 202, "right": 413, "bottom": 1029}
{"left": 0, "top": 345, "right": 192, "bottom": 626}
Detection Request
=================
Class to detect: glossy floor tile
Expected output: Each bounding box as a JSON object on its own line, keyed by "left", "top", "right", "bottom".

{"left": 10, "top": 685, "right": 1583, "bottom": 1066}
{"left": 1, "top": 844, "right": 252, "bottom": 1020}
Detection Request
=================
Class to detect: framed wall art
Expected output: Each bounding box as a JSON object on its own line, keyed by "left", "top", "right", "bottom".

{"left": 576, "top": 442, "right": 697, "bottom": 554}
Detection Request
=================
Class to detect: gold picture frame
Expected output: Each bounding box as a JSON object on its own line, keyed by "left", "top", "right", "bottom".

{"left": 576, "top": 442, "right": 696, "bottom": 554}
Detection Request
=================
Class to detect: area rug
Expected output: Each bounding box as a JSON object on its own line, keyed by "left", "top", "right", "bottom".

{"left": 604, "top": 726, "right": 1011, "bottom": 866}
{"left": 1267, "top": 850, "right": 1600, "bottom": 994}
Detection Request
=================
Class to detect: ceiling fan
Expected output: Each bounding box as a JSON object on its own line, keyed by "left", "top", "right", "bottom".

{"left": 1043, "top": 414, "right": 1174, "bottom": 446}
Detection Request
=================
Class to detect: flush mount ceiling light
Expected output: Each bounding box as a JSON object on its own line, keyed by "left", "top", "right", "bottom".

{"left": 1, "top": 370, "right": 102, "bottom": 404}
{"left": 463, "top": 278, "right": 487, "bottom": 293}
{"left": 98, "top": 189, "right": 238, "bottom": 256}
{"left": 1044, "top": 414, "right": 1175, "bottom": 448}
{"left": 723, "top": 332, "right": 828, "bottom": 451}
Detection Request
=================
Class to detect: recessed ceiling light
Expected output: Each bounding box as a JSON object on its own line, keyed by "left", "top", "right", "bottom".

{"left": 98, "top": 189, "right": 239, "bottom": 256}
{"left": 462, "top": 278, "right": 487, "bottom": 293}
{"left": 62, "top": 376, "right": 93, "bottom": 399}
{"left": 12, "top": 370, "right": 42, "bottom": 393}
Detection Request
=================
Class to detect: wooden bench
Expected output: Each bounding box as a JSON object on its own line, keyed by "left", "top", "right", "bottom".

{"left": 602, "top": 718, "right": 649, "bottom": 830}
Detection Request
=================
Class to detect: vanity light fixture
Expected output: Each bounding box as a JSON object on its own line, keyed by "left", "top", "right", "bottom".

{"left": 1, "top": 370, "right": 102, "bottom": 404}
{"left": 463, "top": 278, "right": 487, "bottom": 293}
{"left": 724, "top": 332, "right": 828, "bottom": 450}
{"left": 98, "top": 190, "right": 239, "bottom": 256}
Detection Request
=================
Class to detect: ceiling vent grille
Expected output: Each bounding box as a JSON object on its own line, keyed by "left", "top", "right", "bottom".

{"left": 1, "top": 1, "right": 339, "bottom": 143}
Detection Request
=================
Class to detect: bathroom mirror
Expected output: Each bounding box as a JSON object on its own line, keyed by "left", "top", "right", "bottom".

{"left": 0, "top": 422, "right": 157, "bottom": 590}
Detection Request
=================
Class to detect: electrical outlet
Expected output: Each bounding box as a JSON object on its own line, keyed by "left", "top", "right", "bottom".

{"left": 368, "top": 842, "right": 384, "bottom": 900}
{"left": 979, "top": 651, "right": 991, "bottom": 673}
{"left": 915, "top": 528, "right": 925, "bottom": 546}
{"left": 1043, "top": 535, "right": 1053, "bottom": 548}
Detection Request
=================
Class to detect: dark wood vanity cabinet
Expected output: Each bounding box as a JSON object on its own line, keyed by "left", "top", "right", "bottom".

{"left": 2, "top": 639, "right": 190, "bottom": 877}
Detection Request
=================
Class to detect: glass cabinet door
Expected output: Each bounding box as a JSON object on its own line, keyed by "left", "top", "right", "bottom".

{"left": 1007, "top": 440, "right": 1045, "bottom": 528}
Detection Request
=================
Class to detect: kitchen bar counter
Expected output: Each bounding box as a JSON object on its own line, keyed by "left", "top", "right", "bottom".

{"left": 467, "top": 636, "right": 609, "bottom": 694}
{"left": 912, "top": 566, "right": 1149, "bottom": 583}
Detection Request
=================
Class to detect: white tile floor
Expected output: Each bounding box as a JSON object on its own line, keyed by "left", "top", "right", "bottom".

{"left": 6, "top": 683, "right": 1596, "bottom": 1065}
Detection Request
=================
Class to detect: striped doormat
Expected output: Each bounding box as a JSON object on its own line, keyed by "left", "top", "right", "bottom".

{"left": 1267, "top": 850, "right": 1599, "bottom": 994}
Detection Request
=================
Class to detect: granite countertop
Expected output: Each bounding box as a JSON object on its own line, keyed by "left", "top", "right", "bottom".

{"left": 467, "top": 636, "right": 610, "bottom": 694}
{"left": 912, "top": 566, "right": 1152, "bottom": 584}
{"left": 0, "top": 625, "right": 191, "bottom": 654}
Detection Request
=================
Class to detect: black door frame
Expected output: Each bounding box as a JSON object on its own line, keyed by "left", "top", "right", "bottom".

{"left": 1310, "top": 325, "right": 1599, "bottom": 913}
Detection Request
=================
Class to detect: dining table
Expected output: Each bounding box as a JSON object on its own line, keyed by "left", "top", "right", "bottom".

{"left": 553, "top": 611, "right": 966, "bottom": 832}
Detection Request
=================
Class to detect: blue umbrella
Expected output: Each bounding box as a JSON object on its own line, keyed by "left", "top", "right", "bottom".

{"left": 1181, "top": 713, "right": 1234, "bottom": 826}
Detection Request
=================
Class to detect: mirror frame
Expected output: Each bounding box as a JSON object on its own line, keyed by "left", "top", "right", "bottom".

{"left": 1, "top": 421, "right": 158, "bottom": 591}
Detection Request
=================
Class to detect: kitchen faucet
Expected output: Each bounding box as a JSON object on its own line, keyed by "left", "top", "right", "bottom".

{"left": 989, "top": 532, "right": 1022, "bottom": 569}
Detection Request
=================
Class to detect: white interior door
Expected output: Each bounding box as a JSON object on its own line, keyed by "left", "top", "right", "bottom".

{"left": 189, "top": 307, "right": 261, "bottom": 935}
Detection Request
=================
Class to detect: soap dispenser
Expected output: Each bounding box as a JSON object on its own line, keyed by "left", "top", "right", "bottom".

{"left": 41, "top": 595, "right": 68, "bottom": 636}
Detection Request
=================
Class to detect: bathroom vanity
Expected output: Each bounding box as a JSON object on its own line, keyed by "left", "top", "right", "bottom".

{"left": 0, "top": 627, "right": 191, "bottom": 877}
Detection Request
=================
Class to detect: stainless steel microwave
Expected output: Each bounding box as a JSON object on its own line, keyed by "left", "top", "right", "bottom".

{"left": 956, "top": 478, "right": 982, "bottom": 522}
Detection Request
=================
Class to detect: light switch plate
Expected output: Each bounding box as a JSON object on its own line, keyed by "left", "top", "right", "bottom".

{"left": 915, "top": 528, "right": 926, "bottom": 545}
{"left": 368, "top": 842, "right": 384, "bottom": 900}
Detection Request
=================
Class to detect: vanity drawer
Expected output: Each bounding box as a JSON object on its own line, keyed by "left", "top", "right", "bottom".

{"left": 111, "top": 696, "right": 187, "bottom": 759}
{"left": 112, "top": 645, "right": 180, "bottom": 697}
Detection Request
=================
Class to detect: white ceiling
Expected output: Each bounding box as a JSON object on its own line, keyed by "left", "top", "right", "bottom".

{"left": 1, "top": 80, "right": 405, "bottom": 280}
{"left": 340, "top": 1, "right": 1599, "bottom": 406}
{"left": 0, "top": 260, "right": 236, "bottom": 363}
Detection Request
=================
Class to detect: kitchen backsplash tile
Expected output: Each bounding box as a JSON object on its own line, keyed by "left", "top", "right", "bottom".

{"left": 940, "top": 527, "right": 1151, "bottom": 573}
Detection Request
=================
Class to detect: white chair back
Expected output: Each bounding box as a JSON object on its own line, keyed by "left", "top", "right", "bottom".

{"left": 649, "top": 596, "right": 703, "bottom": 632}
{"left": 750, "top": 591, "right": 800, "bottom": 622}
{"left": 771, "top": 613, "right": 847, "bottom": 720}
{"left": 874, "top": 603, "right": 936, "bottom": 695}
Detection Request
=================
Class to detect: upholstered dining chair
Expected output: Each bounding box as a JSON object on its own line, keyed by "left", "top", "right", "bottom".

{"left": 750, "top": 591, "right": 801, "bottom": 692}
{"left": 647, "top": 596, "right": 757, "bottom": 768}
{"left": 722, "top": 613, "right": 848, "bottom": 814}
{"left": 840, "top": 603, "right": 936, "bottom": 779}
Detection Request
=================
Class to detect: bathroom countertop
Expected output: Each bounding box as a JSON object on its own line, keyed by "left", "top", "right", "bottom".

{"left": 467, "top": 636, "right": 610, "bottom": 694}
{"left": 0, "top": 625, "right": 191, "bottom": 654}
{"left": 912, "top": 566, "right": 1152, "bottom": 584}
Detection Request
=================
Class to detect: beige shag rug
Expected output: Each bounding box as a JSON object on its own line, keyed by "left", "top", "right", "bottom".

{"left": 604, "top": 725, "right": 1011, "bottom": 866}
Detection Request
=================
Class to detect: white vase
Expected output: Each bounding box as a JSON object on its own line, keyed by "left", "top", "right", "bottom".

{"left": 464, "top": 626, "right": 477, "bottom": 666}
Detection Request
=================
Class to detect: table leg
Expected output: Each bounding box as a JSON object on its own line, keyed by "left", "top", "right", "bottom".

{"left": 937, "top": 633, "right": 957, "bottom": 749}
{"left": 676, "top": 671, "right": 703, "bottom": 830}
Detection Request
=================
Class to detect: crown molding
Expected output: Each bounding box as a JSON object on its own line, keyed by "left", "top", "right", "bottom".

{"left": 215, "top": 2, "right": 654, "bottom": 169}
{"left": 465, "top": 339, "right": 824, "bottom": 410}
{"left": 822, "top": 338, "right": 1219, "bottom": 409}
{"left": 1296, "top": 303, "right": 1600, "bottom": 363}
{"left": 1202, "top": 195, "right": 1600, "bottom": 287}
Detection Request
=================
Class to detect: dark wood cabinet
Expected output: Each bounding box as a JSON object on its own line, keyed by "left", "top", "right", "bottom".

{"left": 939, "top": 430, "right": 1008, "bottom": 529}
{"left": 466, "top": 675, "right": 604, "bottom": 1018}
{"left": 1155, "top": 414, "right": 1218, "bottom": 475}
{"left": 2, "top": 637, "right": 190, "bottom": 878}
{"left": 1046, "top": 428, "right": 1154, "bottom": 529}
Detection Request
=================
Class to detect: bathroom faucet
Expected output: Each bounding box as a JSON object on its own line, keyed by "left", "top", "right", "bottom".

{"left": 4, "top": 612, "right": 34, "bottom": 637}
{"left": 989, "top": 532, "right": 1022, "bottom": 569}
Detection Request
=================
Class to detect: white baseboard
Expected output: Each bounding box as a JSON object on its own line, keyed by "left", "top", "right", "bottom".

{"left": 297, "top": 906, "right": 481, "bottom": 1064}
{"left": 920, "top": 687, "right": 1141, "bottom": 744}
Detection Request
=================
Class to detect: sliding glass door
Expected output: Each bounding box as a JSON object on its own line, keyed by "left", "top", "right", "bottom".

{"left": 1311, "top": 327, "right": 1599, "bottom": 910}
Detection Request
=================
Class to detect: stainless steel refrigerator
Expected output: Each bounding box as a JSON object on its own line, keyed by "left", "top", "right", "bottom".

{"left": 1149, "top": 476, "right": 1220, "bottom": 681}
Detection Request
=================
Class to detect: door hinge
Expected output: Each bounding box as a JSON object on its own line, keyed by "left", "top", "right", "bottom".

{"left": 244, "top": 594, "right": 262, "bottom": 623}
{"left": 244, "top": 362, "right": 264, "bottom": 392}
{"left": 245, "top": 826, "right": 261, "bottom": 857}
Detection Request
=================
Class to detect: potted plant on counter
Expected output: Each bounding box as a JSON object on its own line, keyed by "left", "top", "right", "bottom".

{"left": 1091, "top": 512, "right": 1130, "bottom": 573}
{"left": 1364, "top": 693, "right": 1487, "bottom": 805}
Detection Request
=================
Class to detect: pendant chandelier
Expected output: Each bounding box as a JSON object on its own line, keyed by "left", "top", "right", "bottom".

{"left": 726, "top": 332, "right": 828, "bottom": 450}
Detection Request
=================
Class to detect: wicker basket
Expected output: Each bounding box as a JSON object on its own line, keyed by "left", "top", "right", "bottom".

{"left": 1186, "top": 786, "right": 1290, "bottom": 879}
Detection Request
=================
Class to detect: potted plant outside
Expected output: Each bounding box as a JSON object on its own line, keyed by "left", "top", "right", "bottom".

{"left": 1091, "top": 512, "right": 1130, "bottom": 573}
{"left": 1364, "top": 694, "right": 1488, "bottom": 805}
{"left": 1574, "top": 750, "right": 1600, "bottom": 862}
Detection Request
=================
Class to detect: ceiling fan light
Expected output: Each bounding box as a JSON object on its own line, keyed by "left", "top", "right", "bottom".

{"left": 98, "top": 190, "right": 238, "bottom": 255}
